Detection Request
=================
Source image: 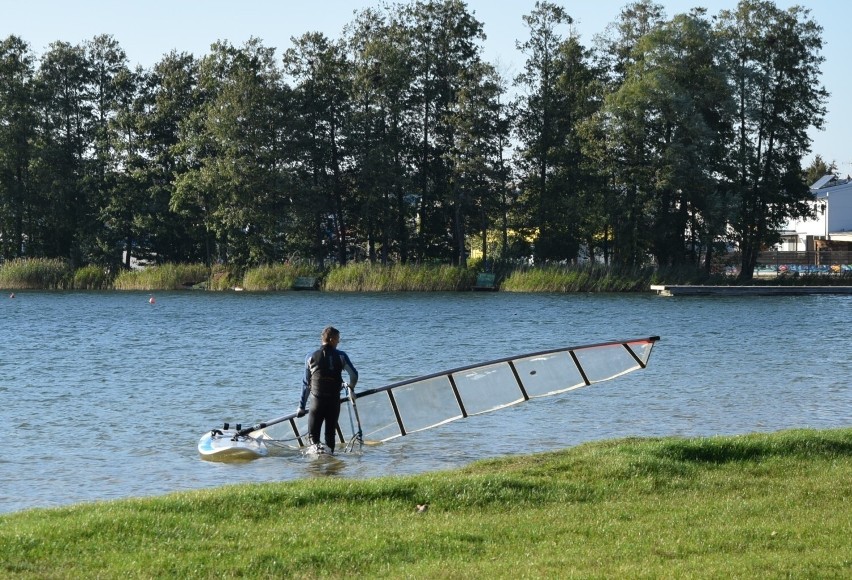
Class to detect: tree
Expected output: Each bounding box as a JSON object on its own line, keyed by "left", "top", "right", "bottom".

{"left": 601, "top": 10, "right": 732, "bottom": 268}
{"left": 139, "top": 51, "right": 205, "bottom": 264}
{"left": 445, "top": 60, "right": 507, "bottom": 268}
{"left": 717, "top": 0, "right": 828, "bottom": 280}
{"left": 283, "top": 32, "right": 353, "bottom": 267}
{"left": 85, "top": 34, "right": 134, "bottom": 269}
{"left": 803, "top": 154, "right": 835, "bottom": 188}
{"left": 587, "top": 1, "right": 667, "bottom": 267}
{"left": 345, "top": 7, "right": 417, "bottom": 264}
{"left": 30, "top": 41, "right": 93, "bottom": 264}
{"left": 401, "top": 0, "right": 486, "bottom": 263}
{"left": 514, "top": 1, "right": 599, "bottom": 262}
{"left": 0, "top": 36, "right": 36, "bottom": 260}
{"left": 173, "top": 39, "right": 289, "bottom": 268}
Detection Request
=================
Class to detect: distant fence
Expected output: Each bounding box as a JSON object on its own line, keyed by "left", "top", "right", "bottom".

{"left": 757, "top": 250, "right": 852, "bottom": 266}
{"left": 754, "top": 251, "right": 852, "bottom": 276}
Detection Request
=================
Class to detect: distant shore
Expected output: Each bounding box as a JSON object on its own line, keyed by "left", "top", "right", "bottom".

{"left": 2, "top": 257, "right": 851, "bottom": 293}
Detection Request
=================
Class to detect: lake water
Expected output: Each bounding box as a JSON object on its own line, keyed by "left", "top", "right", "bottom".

{"left": 1, "top": 290, "right": 849, "bottom": 514}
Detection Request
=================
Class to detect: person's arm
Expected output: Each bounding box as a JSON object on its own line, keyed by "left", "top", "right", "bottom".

{"left": 297, "top": 354, "right": 311, "bottom": 415}
{"left": 340, "top": 352, "right": 358, "bottom": 390}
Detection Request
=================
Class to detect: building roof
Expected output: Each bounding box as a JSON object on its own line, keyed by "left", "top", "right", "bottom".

{"left": 811, "top": 174, "right": 835, "bottom": 189}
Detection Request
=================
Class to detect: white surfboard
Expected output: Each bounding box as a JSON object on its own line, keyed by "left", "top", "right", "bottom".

{"left": 198, "top": 429, "right": 269, "bottom": 461}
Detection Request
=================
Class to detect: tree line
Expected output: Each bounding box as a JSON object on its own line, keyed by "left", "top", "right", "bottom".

{"left": 0, "top": 0, "right": 828, "bottom": 280}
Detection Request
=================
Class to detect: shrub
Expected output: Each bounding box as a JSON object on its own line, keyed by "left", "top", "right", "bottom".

{"left": 241, "top": 262, "right": 321, "bottom": 291}
{"left": 72, "top": 265, "right": 112, "bottom": 289}
{"left": 0, "top": 258, "right": 72, "bottom": 289}
{"left": 324, "top": 262, "right": 475, "bottom": 291}
{"left": 113, "top": 263, "right": 210, "bottom": 290}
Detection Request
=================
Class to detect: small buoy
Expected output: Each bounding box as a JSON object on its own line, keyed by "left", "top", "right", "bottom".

{"left": 9, "top": 293, "right": 15, "bottom": 299}
{"left": 148, "top": 295, "right": 155, "bottom": 304}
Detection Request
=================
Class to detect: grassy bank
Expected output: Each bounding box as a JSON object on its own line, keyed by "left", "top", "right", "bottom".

{"left": 324, "top": 262, "right": 476, "bottom": 291}
{"left": 2, "top": 258, "right": 850, "bottom": 292}
{"left": 501, "top": 264, "right": 656, "bottom": 292}
{"left": 2, "top": 428, "right": 849, "bottom": 578}
{"left": 0, "top": 258, "right": 73, "bottom": 289}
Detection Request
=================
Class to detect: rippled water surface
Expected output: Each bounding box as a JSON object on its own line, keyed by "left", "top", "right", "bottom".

{"left": 1, "top": 290, "right": 849, "bottom": 513}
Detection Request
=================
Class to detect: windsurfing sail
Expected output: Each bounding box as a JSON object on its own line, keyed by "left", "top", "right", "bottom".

{"left": 252, "top": 336, "right": 660, "bottom": 448}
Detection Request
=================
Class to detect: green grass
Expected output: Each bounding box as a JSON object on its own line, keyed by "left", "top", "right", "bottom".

{"left": 0, "top": 257, "right": 72, "bottom": 289}
{"left": 3, "top": 257, "right": 850, "bottom": 292}
{"left": 112, "top": 263, "right": 210, "bottom": 290}
{"left": 501, "top": 263, "right": 659, "bottom": 292}
{"left": 2, "top": 428, "right": 849, "bottom": 578}
{"left": 324, "top": 262, "right": 477, "bottom": 291}
{"left": 241, "top": 262, "right": 321, "bottom": 291}
{"left": 71, "top": 264, "right": 112, "bottom": 290}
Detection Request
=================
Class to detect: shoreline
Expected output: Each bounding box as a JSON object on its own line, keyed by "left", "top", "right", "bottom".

{"left": 651, "top": 284, "right": 852, "bottom": 296}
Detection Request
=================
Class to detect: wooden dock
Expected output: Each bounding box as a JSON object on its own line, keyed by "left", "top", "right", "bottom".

{"left": 650, "top": 284, "right": 852, "bottom": 296}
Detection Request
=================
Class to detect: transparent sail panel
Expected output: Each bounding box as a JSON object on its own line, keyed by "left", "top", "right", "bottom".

{"left": 393, "top": 375, "right": 463, "bottom": 433}
{"left": 513, "top": 351, "right": 586, "bottom": 397}
{"left": 573, "top": 344, "right": 639, "bottom": 383}
{"left": 452, "top": 362, "right": 525, "bottom": 415}
{"left": 356, "top": 392, "right": 402, "bottom": 442}
{"left": 258, "top": 416, "right": 310, "bottom": 446}
{"left": 627, "top": 340, "right": 654, "bottom": 365}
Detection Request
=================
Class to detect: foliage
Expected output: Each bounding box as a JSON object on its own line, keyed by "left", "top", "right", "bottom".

{"left": 204, "top": 264, "right": 240, "bottom": 291}
{"left": 0, "top": 257, "right": 71, "bottom": 289}
{"left": 501, "top": 263, "right": 655, "bottom": 292}
{"left": 0, "top": 1, "right": 831, "bottom": 275}
{"left": 324, "top": 262, "right": 476, "bottom": 291}
{"left": 241, "top": 262, "right": 322, "bottom": 291}
{"left": 1, "top": 428, "right": 849, "bottom": 578}
{"left": 716, "top": 1, "right": 828, "bottom": 280}
{"left": 72, "top": 264, "right": 112, "bottom": 290}
{"left": 112, "top": 263, "right": 209, "bottom": 290}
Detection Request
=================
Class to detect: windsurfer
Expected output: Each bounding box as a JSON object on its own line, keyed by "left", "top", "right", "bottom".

{"left": 297, "top": 326, "right": 358, "bottom": 454}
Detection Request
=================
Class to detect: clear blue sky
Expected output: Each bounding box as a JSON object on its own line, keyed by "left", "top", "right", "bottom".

{"left": 3, "top": 0, "right": 849, "bottom": 171}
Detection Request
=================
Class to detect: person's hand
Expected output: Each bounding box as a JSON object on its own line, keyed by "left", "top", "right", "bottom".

{"left": 296, "top": 408, "right": 307, "bottom": 418}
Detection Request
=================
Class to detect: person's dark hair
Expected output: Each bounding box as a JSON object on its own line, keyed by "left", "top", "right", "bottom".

{"left": 321, "top": 326, "right": 339, "bottom": 344}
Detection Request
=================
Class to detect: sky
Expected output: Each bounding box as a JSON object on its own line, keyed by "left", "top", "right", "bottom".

{"left": 3, "top": 0, "right": 850, "bottom": 171}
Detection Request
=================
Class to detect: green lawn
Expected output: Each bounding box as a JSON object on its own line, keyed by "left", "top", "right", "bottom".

{"left": 2, "top": 428, "right": 850, "bottom": 578}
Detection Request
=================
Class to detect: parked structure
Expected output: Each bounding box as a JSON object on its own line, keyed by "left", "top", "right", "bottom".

{"left": 777, "top": 174, "right": 852, "bottom": 251}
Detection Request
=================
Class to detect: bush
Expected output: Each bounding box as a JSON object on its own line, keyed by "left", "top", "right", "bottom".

{"left": 72, "top": 265, "right": 112, "bottom": 289}
{"left": 206, "top": 264, "right": 240, "bottom": 291}
{"left": 324, "top": 262, "right": 476, "bottom": 291}
{"left": 113, "top": 263, "right": 210, "bottom": 290}
{"left": 501, "top": 263, "right": 656, "bottom": 292}
{"left": 0, "top": 258, "right": 72, "bottom": 289}
{"left": 241, "top": 262, "right": 321, "bottom": 291}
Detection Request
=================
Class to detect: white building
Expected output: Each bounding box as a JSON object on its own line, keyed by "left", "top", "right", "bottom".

{"left": 777, "top": 175, "right": 852, "bottom": 251}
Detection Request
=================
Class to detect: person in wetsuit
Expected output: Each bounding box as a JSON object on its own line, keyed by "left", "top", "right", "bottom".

{"left": 297, "top": 326, "right": 358, "bottom": 454}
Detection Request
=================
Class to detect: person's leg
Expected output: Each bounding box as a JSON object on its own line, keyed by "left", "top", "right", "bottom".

{"left": 324, "top": 399, "right": 341, "bottom": 453}
{"left": 307, "top": 395, "right": 323, "bottom": 445}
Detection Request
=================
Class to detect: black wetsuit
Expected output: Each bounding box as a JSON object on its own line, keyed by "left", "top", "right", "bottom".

{"left": 300, "top": 346, "right": 358, "bottom": 452}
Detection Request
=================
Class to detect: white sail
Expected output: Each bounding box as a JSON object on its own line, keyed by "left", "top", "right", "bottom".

{"left": 252, "top": 336, "right": 660, "bottom": 449}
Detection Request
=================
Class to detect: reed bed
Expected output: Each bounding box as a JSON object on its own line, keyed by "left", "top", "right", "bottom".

{"left": 71, "top": 265, "right": 112, "bottom": 290}
{"left": 206, "top": 264, "right": 241, "bottom": 291}
{"left": 241, "top": 262, "right": 321, "bottom": 291}
{"left": 0, "top": 257, "right": 72, "bottom": 289}
{"left": 112, "top": 263, "right": 210, "bottom": 291}
{"left": 324, "top": 262, "right": 477, "bottom": 291}
{"left": 4, "top": 257, "right": 847, "bottom": 293}
{"left": 501, "top": 264, "right": 655, "bottom": 292}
